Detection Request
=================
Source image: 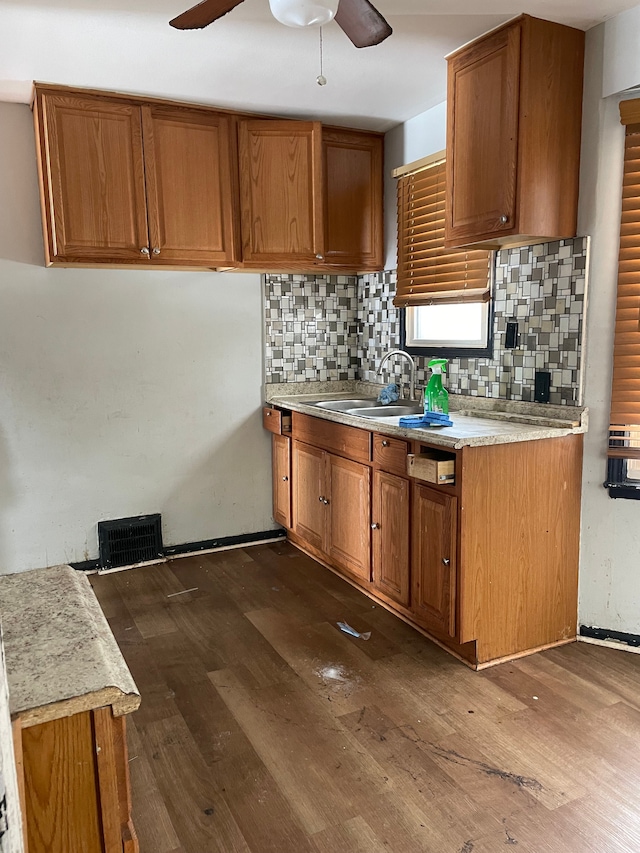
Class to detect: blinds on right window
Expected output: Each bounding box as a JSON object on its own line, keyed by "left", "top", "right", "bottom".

{"left": 395, "top": 159, "right": 492, "bottom": 308}
{"left": 608, "top": 99, "right": 640, "bottom": 490}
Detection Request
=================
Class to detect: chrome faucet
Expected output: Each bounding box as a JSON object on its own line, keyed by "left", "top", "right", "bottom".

{"left": 377, "top": 349, "right": 419, "bottom": 402}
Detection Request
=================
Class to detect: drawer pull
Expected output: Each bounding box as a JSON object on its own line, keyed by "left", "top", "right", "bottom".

{"left": 371, "top": 522, "right": 380, "bottom": 530}
{"left": 319, "top": 495, "right": 325, "bottom": 502}
{"left": 381, "top": 440, "right": 390, "bottom": 447}
{"left": 282, "top": 476, "right": 288, "bottom": 482}
{"left": 266, "top": 411, "right": 272, "bottom": 416}
{"left": 323, "top": 498, "right": 330, "bottom": 506}
{"left": 499, "top": 214, "right": 508, "bottom": 225}
{"left": 140, "top": 246, "right": 150, "bottom": 255}
{"left": 442, "top": 558, "right": 450, "bottom": 566}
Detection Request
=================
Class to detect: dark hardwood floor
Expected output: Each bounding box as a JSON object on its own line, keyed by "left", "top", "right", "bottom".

{"left": 91, "top": 542, "right": 640, "bottom": 853}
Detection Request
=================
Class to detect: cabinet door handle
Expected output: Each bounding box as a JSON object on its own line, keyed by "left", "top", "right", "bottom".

{"left": 323, "top": 498, "right": 330, "bottom": 505}
{"left": 152, "top": 247, "right": 161, "bottom": 255}
{"left": 371, "top": 522, "right": 380, "bottom": 530}
{"left": 381, "top": 441, "right": 390, "bottom": 447}
{"left": 140, "top": 247, "right": 150, "bottom": 255}
{"left": 499, "top": 214, "right": 508, "bottom": 225}
{"left": 442, "top": 558, "right": 451, "bottom": 566}
{"left": 282, "top": 476, "right": 288, "bottom": 482}
{"left": 319, "top": 495, "right": 325, "bottom": 502}
{"left": 315, "top": 253, "right": 324, "bottom": 260}
{"left": 265, "top": 411, "right": 271, "bottom": 416}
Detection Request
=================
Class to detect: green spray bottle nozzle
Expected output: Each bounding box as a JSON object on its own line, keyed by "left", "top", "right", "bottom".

{"left": 428, "top": 358, "right": 448, "bottom": 374}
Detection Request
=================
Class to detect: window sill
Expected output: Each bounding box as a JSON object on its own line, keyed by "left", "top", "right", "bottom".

{"left": 604, "top": 482, "right": 640, "bottom": 500}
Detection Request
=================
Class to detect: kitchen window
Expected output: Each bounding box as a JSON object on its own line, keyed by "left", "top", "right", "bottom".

{"left": 605, "top": 97, "right": 640, "bottom": 499}
{"left": 394, "top": 153, "right": 494, "bottom": 357}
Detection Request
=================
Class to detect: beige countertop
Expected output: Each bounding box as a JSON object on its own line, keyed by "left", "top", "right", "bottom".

{"left": 265, "top": 381, "right": 588, "bottom": 450}
{"left": 0, "top": 564, "right": 140, "bottom": 728}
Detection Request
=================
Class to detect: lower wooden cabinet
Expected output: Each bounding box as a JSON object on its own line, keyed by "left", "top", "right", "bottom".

{"left": 372, "top": 469, "right": 410, "bottom": 607}
{"left": 292, "top": 441, "right": 326, "bottom": 551}
{"left": 267, "top": 409, "right": 583, "bottom": 669}
{"left": 411, "top": 484, "right": 457, "bottom": 637}
{"left": 18, "top": 706, "right": 138, "bottom": 853}
{"left": 272, "top": 434, "right": 292, "bottom": 529}
{"left": 291, "top": 440, "right": 370, "bottom": 581}
{"left": 326, "top": 454, "right": 371, "bottom": 582}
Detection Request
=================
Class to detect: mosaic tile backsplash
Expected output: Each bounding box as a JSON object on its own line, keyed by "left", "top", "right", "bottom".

{"left": 264, "top": 237, "right": 589, "bottom": 406}
{"left": 264, "top": 274, "right": 359, "bottom": 383}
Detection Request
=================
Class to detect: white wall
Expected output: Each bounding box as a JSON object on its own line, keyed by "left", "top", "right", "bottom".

{"left": 603, "top": 3, "right": 640, "bottom": 97}
{"left": 0, "top": 102, "right": 275, "bottom": 573}
{"left": 577, "top": 23, "right": 640, "bottom": 634}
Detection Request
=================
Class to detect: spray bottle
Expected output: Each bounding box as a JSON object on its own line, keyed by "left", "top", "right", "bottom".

{"left": 424, "top": 358, "right": 449, "bottom": 414}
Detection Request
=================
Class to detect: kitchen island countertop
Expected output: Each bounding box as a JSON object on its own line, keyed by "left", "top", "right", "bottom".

{"left": 0, "top": 564, "right": 140, "bottom": 727}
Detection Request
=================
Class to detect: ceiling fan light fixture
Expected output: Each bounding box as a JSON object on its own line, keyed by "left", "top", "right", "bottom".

{"left": 268, "top": 0, "right": 339, "bottom": 28}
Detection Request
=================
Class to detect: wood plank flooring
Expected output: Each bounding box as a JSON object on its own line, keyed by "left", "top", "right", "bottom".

{"left": 90, "top": 542, "right": 640, "bottom": 853}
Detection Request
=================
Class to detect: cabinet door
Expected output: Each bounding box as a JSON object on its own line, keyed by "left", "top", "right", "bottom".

{"left": 326, "top": 454, "right": 371, "bottom": 581}
{"left": 35, "top": 91, "right": 150, "bottom": 264}
{"left": 238, "top": 120, "right": 323, "bottom": 266}
{"left": 411, "top": 484, "right": 457, "bottom": 637}
{"left": 292, "top": 441, "right": 326, "bottom": 552}
{"left": 322, "top": 129, "right": 383, "bottom": 270}
{"left": 445, "top": 23, "right": 521, "bottom": 245}
{"left": 142, "top": 106, "right": 239, "bottom": 266}
{"left": 372, "top": 470, "right": 410, "bottom": 607}
{"left": 272, "top": 434, "right": 292, "bottom": 529}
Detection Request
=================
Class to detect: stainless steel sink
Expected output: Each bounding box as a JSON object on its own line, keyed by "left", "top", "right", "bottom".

{"left": 312, "top": 398, "right": 380, "bottom": 412}
{"left": 348, "top": 404, "right": 424, "bottom": 418}
{"left": 307, "top": 397, "right": 424, "bottom": 419}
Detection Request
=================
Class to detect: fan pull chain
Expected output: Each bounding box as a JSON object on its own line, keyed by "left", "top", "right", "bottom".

{"left": 317, "top": 27, "right": 327, "bottom": 86}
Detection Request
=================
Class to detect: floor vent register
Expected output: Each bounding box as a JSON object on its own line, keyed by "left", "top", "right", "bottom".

{"left": 98, "top": 514, "right": 164, "bottom": 570}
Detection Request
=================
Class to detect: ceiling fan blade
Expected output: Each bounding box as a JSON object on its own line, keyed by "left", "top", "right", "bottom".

{"left": 170, "top": 0, "right": 245, "bottom": 30}
{"left": 334, "top": 0, "right": 392, "bottom": 48}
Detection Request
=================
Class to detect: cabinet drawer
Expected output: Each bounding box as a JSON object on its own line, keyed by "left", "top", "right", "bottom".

{"left": 373, "top": 434, "right": 410, "bottom": 476}
{"left": 407, "top": 450, "right": 455, "bottom": 485}
{"left": 292, "top": 412, "right": 371, "bottom": 464}
{"left": 263, "top": 407, "right": 292, "bottom": 435}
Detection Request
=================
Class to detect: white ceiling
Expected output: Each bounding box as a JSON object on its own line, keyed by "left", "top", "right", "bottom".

{"left": 0, "top": 0, "right": 637, "bottom": 130}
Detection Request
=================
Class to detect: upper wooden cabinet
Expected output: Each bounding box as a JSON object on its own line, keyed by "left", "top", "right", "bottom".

{"left": 33, "top": 84, "right": 384, "bottom": 272}
{"left": 445, "top": 15, "right": 585, "bottom": 249}
{"left": 142, "top": 105, "right": 239, "bottom": 266}
{"left": 238, "top": 119, "right": 324, "bottom": 267}
{"left": 34, "top": 91, "right": 150, "bottom": 265}
{"left": 34, "top": 86, "right": 239, "bottom": 267}
{"left": 322, "top": 128, "right": 384, "bottom": 270}
{"left": 238, "top": 120, "right": 384, "bottom": 272}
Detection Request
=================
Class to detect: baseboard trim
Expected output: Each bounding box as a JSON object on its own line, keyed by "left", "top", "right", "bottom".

{"left": 71, "top": 529, "right": 286, "bottom": 573}
{"left": 579, "top": 625, "right": 640, "bottom": 652}
{"left": 164, "top": 530, "right": 286, "bottom": 557}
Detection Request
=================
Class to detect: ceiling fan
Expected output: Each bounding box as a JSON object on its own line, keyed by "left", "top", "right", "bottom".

{"left": 169, "top": 0, "right": 392, "bottom": 49}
